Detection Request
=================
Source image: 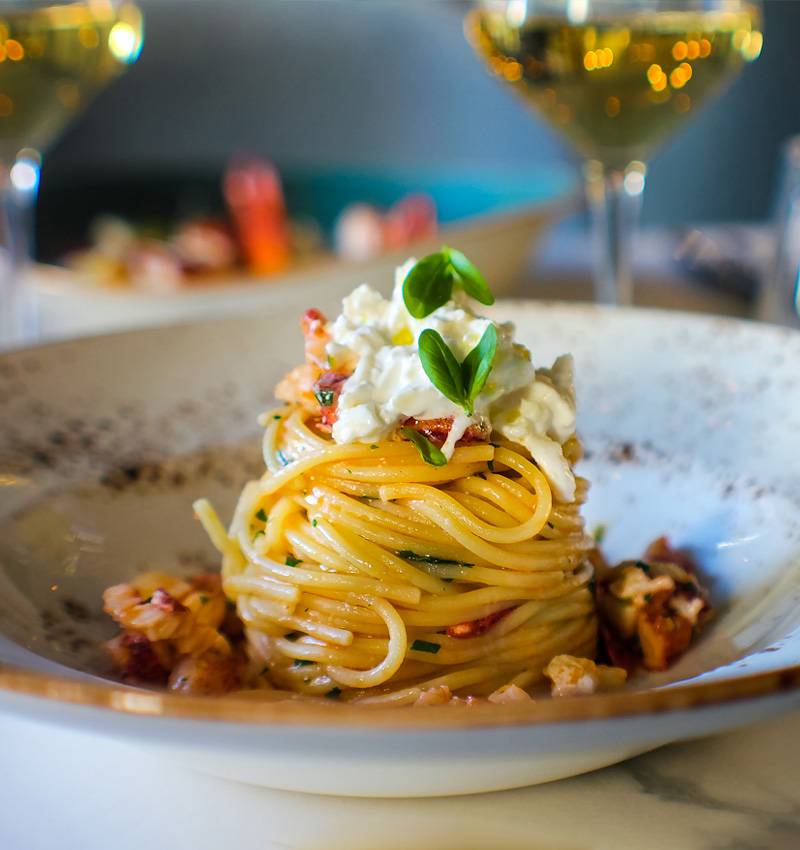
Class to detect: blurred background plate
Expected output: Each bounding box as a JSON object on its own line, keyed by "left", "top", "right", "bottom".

{"left": 31, "top": 163, "right": 576, "bottom": 339}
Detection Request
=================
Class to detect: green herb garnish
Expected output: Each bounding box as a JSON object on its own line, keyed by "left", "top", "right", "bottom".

{"left": 314, "top": 388, "right": 335, "bottom": 407}
{"left": 418, "top": 324, "right": 497, "bottom": 417}
{"left": 199, "top": 594, "right": 209, "bottom": 605}
{"left": 311, "top": 518, "right": 318, "bottom": 527}
{"left": 400, "top": 427, "right": 447, "bottom": 467}
{"left": 592, "top": 524, "right": 607, "bottom": 544}
{"left": 273, "top": 414, "right": 282, "bottom": 420}
{"left": 255, "top": 508, "right": 268, "bottom": 522}
{"left": 285, "top": 555, "right": 302, "bottom": 567}
{"left": 644, "top": 593, "right": 654, "bottom": 603}
{"left": 411, "top": 639, "right": 441, "bottom": 655}
{"left": 397, "top": 550, "right": 473, "bottom": 566}
{"left": 402, "top": 247, "right": 494, "bottom": 319}
{"left": 326, "top": 687, "right": 342, "bottom": 699}
{"left": 635, "top": 560, "right": 652, "bottom": 574}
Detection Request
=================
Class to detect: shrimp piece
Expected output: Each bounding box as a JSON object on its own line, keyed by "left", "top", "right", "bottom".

{"left": 103, "top": 573, "right": 231, "bottom": 654}
{"left": 275, "top": 308, "right": 333, "bottom": 408}
{"left": 544, "top": 655, "right": 627, "bottom": 698}
{"left": 488, "top": 683, "right": 533, "bottom": 704}
{"left": 414, "top": 685, "right": 452, "bottom": 706}
{"left": 168, "top": 650, "right": 244, "bottom": 696}
{"left": 106, "top": 631, "right": 172, "bottom": 684}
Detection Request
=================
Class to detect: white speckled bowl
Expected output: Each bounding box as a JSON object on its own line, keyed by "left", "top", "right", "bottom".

{"left": 0, "top": 302, "right": 799, "bottom": 797}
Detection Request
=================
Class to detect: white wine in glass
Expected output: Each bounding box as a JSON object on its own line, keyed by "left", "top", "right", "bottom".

{"left": 0, "top": 0, "right": 143, "bottom": 348}
{"left": 467, "top": 0, "right": 762, "bottom": 304}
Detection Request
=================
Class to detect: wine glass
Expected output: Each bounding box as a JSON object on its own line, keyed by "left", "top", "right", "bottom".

{"left": 0, "top": 0, "right": 143, "bottom": 349}
{"left": 466, "top": 0, "right": 763, "bottom": 305}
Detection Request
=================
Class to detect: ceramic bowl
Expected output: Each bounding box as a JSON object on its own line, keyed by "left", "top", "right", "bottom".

{"left": 0, "top": 302, "right": 799, "bottom": 797}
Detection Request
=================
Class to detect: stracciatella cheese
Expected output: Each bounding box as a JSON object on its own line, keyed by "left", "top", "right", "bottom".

{"left": 325, "top": 260, "right": 578, "bottom": 501}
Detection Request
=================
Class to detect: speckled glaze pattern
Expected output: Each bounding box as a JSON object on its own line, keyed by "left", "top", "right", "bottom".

{"left": 0, "top": 302, "right": 799, "bottom": 795}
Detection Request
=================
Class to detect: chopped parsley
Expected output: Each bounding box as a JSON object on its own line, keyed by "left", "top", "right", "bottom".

{"left": 314, "top": 388, "right": 335, "bottom": 407}
{"left": 326, "top": 687, "right": 342, "bottom": 699}
{"left": 411, "top": 639, "right": 441, "bottom": 655}
{"left": 255, "top": 508, "right": 268, "bottom": 522}
{"left": 397, "top": 550, "right": 473, "bottom": 567}
{"left": 487, "top": 459, "right": 495, "bottom": 472}
{"left": 592, "top": 524, "right": 607, "bottom": 544}
{"left": 644, "top": 593, "right": 654, "bottom": 603}
{"left": 369, "top": 444, "right": 379, "bottom": 450}
{"left": 311, "top": 518, "right": 318, "bottom": 527}
{"left": 273, "top": 414, "right": 282, "bottom": 420}
{"left": 285, "top": 555, "right": 302, "bottom": 567}
{"left": 635, "top": 560, "right": 652, "bottom": 574}
{"left": 199, "top": 594, "right": 209, "bottom": 605}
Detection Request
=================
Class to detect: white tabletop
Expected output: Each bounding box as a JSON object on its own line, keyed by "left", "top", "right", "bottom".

{"left": 1, "top": 709, "right": 798, "bottom": 850}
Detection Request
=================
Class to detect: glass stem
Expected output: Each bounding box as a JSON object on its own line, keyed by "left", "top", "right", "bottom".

{"left": 585, "top": 160, "right": 646, "bottom": 306}
{"left": 0, "top": 150, "right": 41, "bottom": 349}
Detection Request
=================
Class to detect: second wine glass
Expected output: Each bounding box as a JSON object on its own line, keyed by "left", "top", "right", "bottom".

{"left": 467, "top": 0, "right": 763, "bottom": 305}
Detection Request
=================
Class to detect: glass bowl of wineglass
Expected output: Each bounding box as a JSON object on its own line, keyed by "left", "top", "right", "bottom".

{"left": 0, "top": 0, "right": 143, "bottom": 348}
{"left": 466, "top": 0, "right": 763, "bottom": 304}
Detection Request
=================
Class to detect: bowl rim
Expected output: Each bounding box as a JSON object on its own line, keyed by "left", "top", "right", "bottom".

{"left": 0, "top": 660, "right": 798, "bottom": 729}
{"left": 1, "top": 302, "right": 799, "bottom": 729}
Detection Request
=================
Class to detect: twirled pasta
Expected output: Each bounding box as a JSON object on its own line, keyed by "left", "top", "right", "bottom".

{"left": 194, "top": 405, "right": 596, "bottom": 703}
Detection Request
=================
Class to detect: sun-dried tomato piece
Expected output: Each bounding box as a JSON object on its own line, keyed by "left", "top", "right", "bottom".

{"left": 313, "top": 370, "right": 350, "bottom": 429}
{"left": 401, "top": 417, "right": 490, "bottom": 447}
{"left": 447, "top": 607, "right": 513, "bottom": 639}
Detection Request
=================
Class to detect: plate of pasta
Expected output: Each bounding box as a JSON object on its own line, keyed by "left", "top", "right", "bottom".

{"left": 0, "top": 251, "right": 799, "bottom": 797}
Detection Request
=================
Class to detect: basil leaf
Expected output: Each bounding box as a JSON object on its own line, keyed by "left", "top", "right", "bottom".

{"left": 399, "top": 427, "right": 447, "bottom": 467}
{"left": 418, "top": 329, "right": 465, "bottom": 408}
{"left": 444, "top": 246, "right": 495, "bottom": 305}
{"left": 461, "top": 324, "right": 497, "bottom": 415}
{"left": 402, "top": 253, "right": 454, "bottom": 319}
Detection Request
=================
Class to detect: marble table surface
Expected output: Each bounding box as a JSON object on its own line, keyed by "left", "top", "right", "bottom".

{"left": 1, "top": 709, "right": 798, "bottom": 850}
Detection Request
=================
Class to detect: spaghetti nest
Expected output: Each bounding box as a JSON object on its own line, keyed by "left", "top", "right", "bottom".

{"left": 195, "top": 405, "right": 596, "bottom": 704}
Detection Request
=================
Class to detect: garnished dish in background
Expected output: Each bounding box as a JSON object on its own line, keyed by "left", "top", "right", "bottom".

{"left": 103, "top": 250, "right": 711, "bottom": 703}
{"left": 62, "top": 157, "right": 438, "bottom": 293}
